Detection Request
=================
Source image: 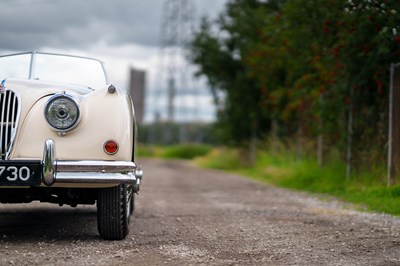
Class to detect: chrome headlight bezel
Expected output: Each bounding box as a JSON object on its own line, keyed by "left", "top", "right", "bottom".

{"left": 44, "top": 93, "right": 81, "bottom": 133}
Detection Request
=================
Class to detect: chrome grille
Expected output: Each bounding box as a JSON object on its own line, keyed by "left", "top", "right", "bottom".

{"left": 0, "top": 90, "right": 20, "bottom": 160}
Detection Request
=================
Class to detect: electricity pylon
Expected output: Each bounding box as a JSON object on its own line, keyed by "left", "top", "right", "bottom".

{"left": 155, "top": 0, "right": 198, "bottom": 143}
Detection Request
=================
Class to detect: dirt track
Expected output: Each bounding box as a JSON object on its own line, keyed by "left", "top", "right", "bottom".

{"left": 0, "top": 158, "right": 400, "bottom": 265}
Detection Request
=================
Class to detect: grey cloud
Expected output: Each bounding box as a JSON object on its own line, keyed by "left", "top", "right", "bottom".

{"left": 0, "top": 0, "right": 227, "bottom": 51}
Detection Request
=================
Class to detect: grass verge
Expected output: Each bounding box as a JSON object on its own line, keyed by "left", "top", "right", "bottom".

{"left": 138, "top": 144, "right": 400, "bottom": 216}
{"left": 138, "top": 144, "right": 212, "bottom": 160}
{"left": 195, "top": 147, "right": 400, "bottom": 216}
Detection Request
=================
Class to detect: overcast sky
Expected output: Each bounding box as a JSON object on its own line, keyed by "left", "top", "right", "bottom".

{"left": 0, "top": 0, "right": 226, "bottom": 50}
{"left": 0, "top": 0, "right": 228, "bottom": 122}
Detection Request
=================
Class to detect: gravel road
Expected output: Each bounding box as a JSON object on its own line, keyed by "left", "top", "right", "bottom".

{"left": 0, "top": 158, "right": 400, "bottom": 265}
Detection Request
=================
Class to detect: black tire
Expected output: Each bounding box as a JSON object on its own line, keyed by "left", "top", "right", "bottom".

{"left": 128, "top": 185, "right": 135, "bottom": 216}
{"left": 97, "top": 184, "right": 131, "bottom": 240}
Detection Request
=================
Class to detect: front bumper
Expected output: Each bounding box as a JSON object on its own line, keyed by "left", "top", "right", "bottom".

{"left": 42, "top": 139, "right": 142, "bottom": 191}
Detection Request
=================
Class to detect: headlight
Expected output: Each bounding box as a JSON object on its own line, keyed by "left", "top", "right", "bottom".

{"left": 45, "top": 94, "right": 80, "bottom": 132}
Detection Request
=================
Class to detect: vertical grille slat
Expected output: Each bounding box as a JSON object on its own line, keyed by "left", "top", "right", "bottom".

{"left": 5, "top": 93, "right": 11, "bottom": 154}
{"left": 0, "top": 90, "right": 20, "bottom": 160}
{"left": 0, "top": 93, "right": 5, "bottom": 157}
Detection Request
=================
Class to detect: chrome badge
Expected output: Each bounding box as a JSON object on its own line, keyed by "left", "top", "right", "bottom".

{"left": 0, "top": 80, "right": 5, "bottom": 94}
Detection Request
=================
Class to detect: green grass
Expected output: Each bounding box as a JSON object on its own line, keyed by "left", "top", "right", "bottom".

{"left": 138, "top": 143, "right": 400, "bottom": 216}
{"left": 161, "top": 144, "right": 212, "bottom": 159}
{"left": 195, "top": 147, "right": 400, "bottom": 216}
{"left": 138, "top": 144, "right": 212, "bottom": 160}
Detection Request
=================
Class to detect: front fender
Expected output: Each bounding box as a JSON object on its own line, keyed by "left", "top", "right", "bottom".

{"left": 11, "top": 86, "right": 135, "bottom": 161}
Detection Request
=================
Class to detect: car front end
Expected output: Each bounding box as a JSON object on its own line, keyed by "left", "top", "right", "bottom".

{"left": 0, "top": 51, "right": 142, "bottom": 240}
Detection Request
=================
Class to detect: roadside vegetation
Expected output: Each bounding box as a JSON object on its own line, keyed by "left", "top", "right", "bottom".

{"left": 139, "top": 0, "right": 400, "bottom": 216}
{"left": 139, "top": 143, "right": 400, "bottom": 216}
{"left": 189, "top": 0, "right": 400, "bottom": 179}
{"left": 195, "top": 144, "right": 400, "bottom": 216}
{"left": 138, "top": 144, "right": 211, "bottom": 160}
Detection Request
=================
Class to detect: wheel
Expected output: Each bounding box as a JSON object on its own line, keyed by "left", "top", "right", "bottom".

{"left": 97, "top": 184, "right": 132, "bottom": 240}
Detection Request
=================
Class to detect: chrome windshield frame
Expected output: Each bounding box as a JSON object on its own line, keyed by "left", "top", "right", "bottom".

{"left": 0, "top": 51, "right": 109, "bottom": 84}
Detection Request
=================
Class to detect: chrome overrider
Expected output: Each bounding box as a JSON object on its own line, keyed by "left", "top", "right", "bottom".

{"left": 42, "top": 139, "right": 143, "bottom": 191}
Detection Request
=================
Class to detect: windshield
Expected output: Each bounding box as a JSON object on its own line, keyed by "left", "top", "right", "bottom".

{"left": 0, "top": 52, "right": 108, "bottom": 89}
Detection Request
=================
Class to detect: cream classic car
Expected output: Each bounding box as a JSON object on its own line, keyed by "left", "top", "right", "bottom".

{"left": 0, "top": 51, "right": 142, "bottom": 240}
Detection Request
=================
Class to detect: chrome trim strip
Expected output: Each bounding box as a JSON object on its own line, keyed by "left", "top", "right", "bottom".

{"left": 4, "top": 90, "right": 11, "bottom": 153}
{"left": 0, "top": 92, "right": 5, "bottom": 157}
{"left": 55, "top": 172, "right": 136, "bottom": 184}
{"left": 9, "top": 91, "right": 21, "bottom": 158}
{"left": 43, "top": 139, "right": 56, "bottom": 186}
{"left": 29, "top": 51, "right": 37, "bottom": 79}
{"left": 0, "top": 51, "right": 105, "bottom": 65}
{"left": 0, "top": 51, "right": 108, "bottom": 84}
{"left": 56, "top": 160, "right": 136, "bottom": 173}
{"left": 42, "top": 139, "right": 141, "bottom": 189}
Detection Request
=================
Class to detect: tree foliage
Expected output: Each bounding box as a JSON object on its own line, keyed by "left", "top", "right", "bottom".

{"left": 190, "top": 0, "right": 400, "bottom": 163}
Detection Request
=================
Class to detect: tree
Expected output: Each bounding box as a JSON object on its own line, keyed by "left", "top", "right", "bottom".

{"left": 190, "top": 0, "right": 400, "bottom": 171}
{"left": 190, "top": 0, "right": 285, "bottom": 146}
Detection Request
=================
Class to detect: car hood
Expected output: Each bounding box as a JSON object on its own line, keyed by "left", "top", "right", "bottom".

{"left": 3, "top": 78, "right": 96, "bottom": 125}
{"left": 4, "top": 78, "right": 94, "bottom": 97}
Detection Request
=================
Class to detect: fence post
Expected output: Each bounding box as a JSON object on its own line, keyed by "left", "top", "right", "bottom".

{"left": 317, "top": 94, "right": 324, "bottom": 166}
{"left": 388, "top": 63, "right": 400, "bottom": 186}
{"left": 346, "top": 87, "right": 353, "bottom": 179}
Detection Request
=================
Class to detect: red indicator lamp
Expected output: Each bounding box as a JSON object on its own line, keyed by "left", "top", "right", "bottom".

{"left": 104, "top": 140, "right": 119, "bottom": 155}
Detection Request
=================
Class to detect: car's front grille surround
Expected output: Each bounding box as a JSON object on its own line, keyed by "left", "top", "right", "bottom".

{"left": 0, "top": 90, "right": 20, "bottom": 160}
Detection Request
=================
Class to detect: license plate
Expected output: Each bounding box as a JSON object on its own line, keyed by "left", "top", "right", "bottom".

{"left": 0, "top": 161, "right": 42, "bottom": 186}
